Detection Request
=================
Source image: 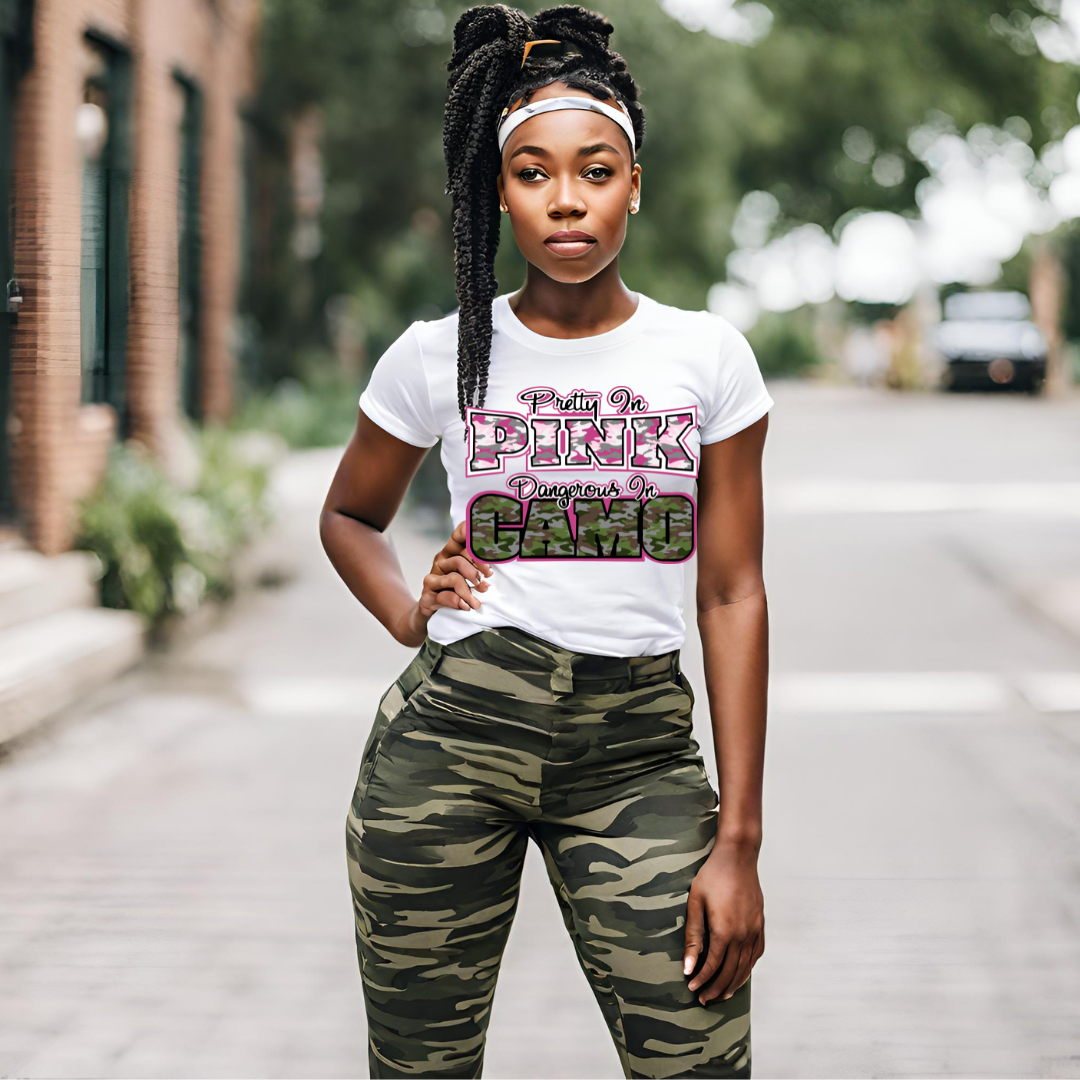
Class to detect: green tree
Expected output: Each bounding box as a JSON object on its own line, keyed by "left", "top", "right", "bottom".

{"left": 249, "top": 0, "right": 1077, "bottom": 379}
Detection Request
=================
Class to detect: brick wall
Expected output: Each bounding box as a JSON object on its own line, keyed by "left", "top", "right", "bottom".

{"left": 8, "top": 0, "right": 260, "bottom": 555}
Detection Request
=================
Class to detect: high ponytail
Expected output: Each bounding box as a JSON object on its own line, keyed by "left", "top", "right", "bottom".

{"left": 443, "top": 4, "right": 645, "bottom": 438}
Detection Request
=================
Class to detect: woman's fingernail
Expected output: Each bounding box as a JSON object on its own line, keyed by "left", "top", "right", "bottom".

{"left": 683, "top": 957, "right": 693, "bottom": 975}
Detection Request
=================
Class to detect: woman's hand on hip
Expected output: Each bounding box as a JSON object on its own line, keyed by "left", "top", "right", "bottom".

{"left": 683, "top": 841, "right": 765, "bottom": 1005}
{"left": 397, "top": 520, "right": 494, "bottom": 647}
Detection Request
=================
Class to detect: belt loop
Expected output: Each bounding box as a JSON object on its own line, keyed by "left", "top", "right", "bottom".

{"left": 416, "top": 635, "right": 442, "bottom": 678}
{"left": 426, "top": 637, "right": 444, "bottom": 680}
{"left": 670, "top": 650, "right": 680, "bottom": 681}
{"left": 551, "top": 656, "right": 574, "bottom": 695}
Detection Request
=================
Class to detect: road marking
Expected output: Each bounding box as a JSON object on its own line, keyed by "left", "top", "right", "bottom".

{"left": 239, "top": 672, "right": 1080, "bottom": 716}
{"left": 1014, "top": 673, "right": 1080, "bottom": 713}
{"left": 237, "top": 676, "right": 388, "bottom": 715}
{"left": 769, "top": 672, "right": 1014, "bottom": 713}
{"left": 769, "top": 481, "right": 1080, "bottom": 516}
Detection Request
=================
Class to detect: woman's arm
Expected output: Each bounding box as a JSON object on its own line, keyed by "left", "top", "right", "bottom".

{"left": 683, "top": 410, "right": 769, "bottom": 1004}
{"left": 319, "top": 408, "right": 491, "bottom": 648}
{"left": 696, "top": 411, "right": 769, "bottom": 847}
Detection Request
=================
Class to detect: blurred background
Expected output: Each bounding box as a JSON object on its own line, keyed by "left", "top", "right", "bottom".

{"left": 1, "top": 0, "right": 1079, "bottom": 1077}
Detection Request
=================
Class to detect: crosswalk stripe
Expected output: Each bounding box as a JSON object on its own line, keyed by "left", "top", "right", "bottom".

{"left": 768, "top": 481, "right": 1080, "bottom": 516}
{"left": 236, "top": 672, "right": 1080, "bottom": 716}
{"left": 769, "top": 671, "right": 1014, "bottom": 712}
{"left": 1013, "top": 672, "right": 1080, "bottom": 713}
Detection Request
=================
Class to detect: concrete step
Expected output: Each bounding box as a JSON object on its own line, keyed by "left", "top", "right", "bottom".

{"left": 0, "top": 607, "right": 148, "bottom": 744}
{"left": 0, "top": 550, "right": 101, "bottom": 633}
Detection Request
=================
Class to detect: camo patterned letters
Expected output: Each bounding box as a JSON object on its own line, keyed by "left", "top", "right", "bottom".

{"left": 465, "top": 386, "right": 701, "bottom": 563}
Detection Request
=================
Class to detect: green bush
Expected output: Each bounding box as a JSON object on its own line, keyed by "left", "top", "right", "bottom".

{"left": 232, "top": 361, "right": 361, "bottom": 449}
{"left": 74, "top": 426, "right": 278, "bottom": 625}
{"left": 746, "top": 310, "right": 825, "bottom": 378}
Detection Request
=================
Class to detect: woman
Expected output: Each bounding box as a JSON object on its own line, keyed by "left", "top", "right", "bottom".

{"left": 320, "top": 5, "right": 771, "bottom": 1077}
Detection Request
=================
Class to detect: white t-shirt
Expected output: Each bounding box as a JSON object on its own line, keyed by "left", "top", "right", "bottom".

{"left": 359, "top": 291, "right": 774, "bottom": 657}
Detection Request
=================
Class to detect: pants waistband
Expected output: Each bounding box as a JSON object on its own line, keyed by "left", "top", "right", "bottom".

{"left": 422, "top": 625, "right": 682, "bottom": 697}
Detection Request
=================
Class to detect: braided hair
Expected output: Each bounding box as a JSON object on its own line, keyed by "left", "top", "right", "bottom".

{"left": 443, "top": 4, "right": 645, "bottom": 438}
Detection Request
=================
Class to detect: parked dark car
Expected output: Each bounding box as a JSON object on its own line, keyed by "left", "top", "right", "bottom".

{"left": 934, "top": 290, "right": 1047, "bottom": 394}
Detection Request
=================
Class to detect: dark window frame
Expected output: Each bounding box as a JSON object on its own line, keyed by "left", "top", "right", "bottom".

{"left": 174, "top": 68, "right": 202, "bottom": 422}
{"left": 79, "top": 28, "right": 131, "bottom": 437}
{"left": 0, "top": 0, "right": 32, "bottom": 524}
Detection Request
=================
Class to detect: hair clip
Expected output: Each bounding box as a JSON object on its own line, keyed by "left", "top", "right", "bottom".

{"left": 520, "top": 38, "right": 562, "bottom": 68}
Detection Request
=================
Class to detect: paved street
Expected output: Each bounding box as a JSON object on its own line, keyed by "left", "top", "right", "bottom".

{"left": 2, "top": 380, "right": 1080, "bottom": 1078}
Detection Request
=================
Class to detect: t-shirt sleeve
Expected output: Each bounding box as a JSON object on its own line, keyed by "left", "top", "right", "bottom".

{"left": 358, "top": 323, "right": 440, "bottom": 447}
{"left": 699, "top": 317, "right": 775, "bottom": 445}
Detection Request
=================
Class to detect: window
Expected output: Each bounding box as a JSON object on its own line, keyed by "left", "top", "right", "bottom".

{"left": 78, "top": 33, "right": 130, "bottom": 431}
{"left": 0, "top": 1, "right": 19, "bottom": 522}
{"left": 175, "top": 72, "right": 201, "bottom": 420}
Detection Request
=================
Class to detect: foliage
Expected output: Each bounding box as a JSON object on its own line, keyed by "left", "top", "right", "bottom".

{"left": 73, "top": 427, "right": 277, "bottom": 626}
{"left": 231, "top": 361, "right": 361, "bottom": 449}
{"left": 247, "top": 0, "right": 1077, "bottom": 380}
{"left": 733, "top": 0, "right": 1077, "bottom": 233}
{"left": 746, "top": 309, "right": 825, "bottom": 377}
{"left": 248, "top": 0, "right": 458, "bottom": 385}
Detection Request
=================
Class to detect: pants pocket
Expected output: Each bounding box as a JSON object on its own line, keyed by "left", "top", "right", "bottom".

{"left": 355, "top": 643, "right": 443, "bottom": 803}
{"left": 675, "top": 666, "right": 696, "bottom": 710}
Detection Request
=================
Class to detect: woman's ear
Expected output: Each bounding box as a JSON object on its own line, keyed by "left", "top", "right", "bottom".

{"left": 496, "top": 172, "right": 508, "bottom": 213}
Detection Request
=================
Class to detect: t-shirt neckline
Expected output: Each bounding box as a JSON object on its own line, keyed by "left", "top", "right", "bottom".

{"left": 494, "top": 291, "right": 654, "bottom": 354}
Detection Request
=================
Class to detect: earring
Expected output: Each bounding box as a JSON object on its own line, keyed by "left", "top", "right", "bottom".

{"left": 629, "top": 202, "right": 639, "bottom": 214}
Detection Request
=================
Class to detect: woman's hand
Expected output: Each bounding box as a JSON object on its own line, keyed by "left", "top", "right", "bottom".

{"left": 394, "top": 520, "right": 493, "bottom": 647}
{"left": 682, "top": 840, "right": 765, "bottom": 1005}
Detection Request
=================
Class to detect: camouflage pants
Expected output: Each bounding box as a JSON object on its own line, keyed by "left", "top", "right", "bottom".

{"left": 345, "top": 625, "right": 752, "bottom": 1079}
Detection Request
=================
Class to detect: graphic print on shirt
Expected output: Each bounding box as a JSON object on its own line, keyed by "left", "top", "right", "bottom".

{"left": 465, "top": 385, "right": 698, "bottom": 562}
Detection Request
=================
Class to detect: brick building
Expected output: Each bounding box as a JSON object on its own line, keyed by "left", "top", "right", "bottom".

{"left": 0, "top": 0, "right": 260, "bottom": 555}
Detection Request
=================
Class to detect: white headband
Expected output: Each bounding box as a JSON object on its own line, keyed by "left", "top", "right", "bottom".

{"left": 496, "top": 95, "right": 636, "bottom": 159}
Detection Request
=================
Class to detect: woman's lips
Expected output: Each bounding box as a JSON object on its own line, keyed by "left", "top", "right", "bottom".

{"left": 544, "top": 238, "right": 597, "bottom": 257}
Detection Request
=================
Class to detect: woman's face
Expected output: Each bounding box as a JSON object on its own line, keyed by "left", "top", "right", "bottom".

{"left": 497, "top": 82, "right": 641, "bottom": 283}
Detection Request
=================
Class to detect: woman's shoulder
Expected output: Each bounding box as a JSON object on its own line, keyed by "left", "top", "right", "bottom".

{"left": 401, "top": 306, "right": 460, "bottom": 368}
{"left": 409, "top": 304, "right": 459, "bottom": 339}
{"left": 639, "top": 293, "right": 747, "bottom": 349}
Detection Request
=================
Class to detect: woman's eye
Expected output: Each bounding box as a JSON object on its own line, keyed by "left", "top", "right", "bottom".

{"left": 517, "top": 166, "right": 613, "bottom": 181}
